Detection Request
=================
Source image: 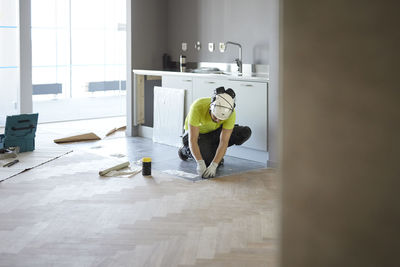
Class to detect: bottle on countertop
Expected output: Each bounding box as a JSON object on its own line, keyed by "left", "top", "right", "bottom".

{"left": 162, "top": 53, "right": 171, "bottom": 70}
{"left": 179, "top": 55, "right": 186, "bottom": 72}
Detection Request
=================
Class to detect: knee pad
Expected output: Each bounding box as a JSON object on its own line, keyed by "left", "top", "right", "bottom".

{"left": 234, "top": 126, "right": 252, "bottom": 145}
{"left": 239, "top": 126, "right": 251, "bottom": 137}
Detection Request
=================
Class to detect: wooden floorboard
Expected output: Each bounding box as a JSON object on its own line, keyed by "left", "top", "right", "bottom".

{"left": 0, "top": 146, "right": 278, "bottom": 266}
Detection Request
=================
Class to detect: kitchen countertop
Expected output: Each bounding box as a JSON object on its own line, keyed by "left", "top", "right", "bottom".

{"left": 132, "top": 69, "right": 269, "bottom": 83}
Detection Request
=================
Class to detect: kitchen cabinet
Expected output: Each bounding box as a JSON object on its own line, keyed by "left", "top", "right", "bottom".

{"left": 192, "top": 77, "right": 227, "bottom": 100}
{"left": 162, "top": 75, "right": 193, "bottom": 117}
{"left": 230, "top": 81, "right": 268, "bottom": 151}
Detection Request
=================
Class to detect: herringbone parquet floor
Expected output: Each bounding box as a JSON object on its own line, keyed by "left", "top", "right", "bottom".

{"left": 0, "top": 118, "right": 277, "bottom": 266}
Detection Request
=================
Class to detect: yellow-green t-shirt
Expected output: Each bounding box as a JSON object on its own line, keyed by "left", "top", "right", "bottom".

{"left": 184, "top": 97, "right": 236, "bottom": 134}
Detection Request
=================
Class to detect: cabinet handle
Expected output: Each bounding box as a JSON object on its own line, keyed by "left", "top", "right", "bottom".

{"left": 241, "top": 84, "right": 253, "bottom": 87}
{"left": 182, "top": 79, "right": 192, "bottom": 82}
{"left": 206, "top": 81, "right": 216, "bottom": 84}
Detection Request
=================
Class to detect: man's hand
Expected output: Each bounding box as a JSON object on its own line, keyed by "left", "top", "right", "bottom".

{"left": 196, "top": 160, "right": 207, "bottom": 176}
{"left": 203, "top": 162, "right": 219, "bottom": 178}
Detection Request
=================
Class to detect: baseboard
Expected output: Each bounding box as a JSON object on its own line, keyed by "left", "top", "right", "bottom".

{"left": 138, "top": 125, "right": 153, "bottom": 139}
{"left": 226, "top": 146, "right": 268, "bottom": 164}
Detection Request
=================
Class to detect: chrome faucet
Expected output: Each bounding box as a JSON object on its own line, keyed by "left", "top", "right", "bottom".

{"left": 225, "top": 41, "right": 242, "bottom": 75}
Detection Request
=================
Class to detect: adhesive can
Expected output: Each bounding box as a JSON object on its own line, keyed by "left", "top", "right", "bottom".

{"left": 142, "top": 157, "right": 152, "bottom": 176}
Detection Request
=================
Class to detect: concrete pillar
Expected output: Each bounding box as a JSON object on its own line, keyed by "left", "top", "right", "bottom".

{"left": 280, "top": 1, "right": 400, "bottom": 266}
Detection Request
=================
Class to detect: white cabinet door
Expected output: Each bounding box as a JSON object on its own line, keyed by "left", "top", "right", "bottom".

{"left": 153, "top": 87, "right": 185, "bottom": 147}
{"left": 192, "top": 77, "right": 227, "bottom": 101}
{"left": 229, "top": 81, "right": 268, "bottom": 151}
{"left": 162, "top": 75, "right": 193, "bottom": 117}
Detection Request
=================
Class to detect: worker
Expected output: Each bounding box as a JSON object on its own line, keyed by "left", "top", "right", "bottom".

{"left": 178, "top": 86, "right": 252, "bottom": 178}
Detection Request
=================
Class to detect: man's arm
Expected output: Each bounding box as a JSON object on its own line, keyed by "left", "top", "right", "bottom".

{"left": 212, "top": 128, "right": 233, "bottom": 164}
{"left": 203, "top": 128, "right": 233, "bottom": 178}
{"left": 188, "top": 124, "right": 202, "bottom": 161}
{"left": 188, "top": 124, "right": 208, "bottom": 176}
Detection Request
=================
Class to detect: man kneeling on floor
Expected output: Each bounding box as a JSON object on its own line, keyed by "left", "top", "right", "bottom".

{"left": 178, "top": 86, "right": 252, "bottom": 178}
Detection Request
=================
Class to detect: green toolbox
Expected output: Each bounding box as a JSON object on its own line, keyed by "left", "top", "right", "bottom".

{"left": 0, "top": 113, "right": 39, "bottom": 152}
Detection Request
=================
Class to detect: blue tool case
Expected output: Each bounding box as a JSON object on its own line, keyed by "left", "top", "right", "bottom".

{"left": 0, "top": 113, "right": 39, "bottom": 152}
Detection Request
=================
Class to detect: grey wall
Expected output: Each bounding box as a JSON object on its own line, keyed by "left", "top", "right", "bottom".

{"left": 130, "top": 0, "right": 280, "bottom": 167}
{"left": 167, "top": 0, "right": 279, "bottom": 166}
{"left": 281, "top": 0, "right": 400, "bottom": 266}
{"left": 128, "top": 0, "right": 168, "bottom": 135}
{"left": 19, "top": 0, "right": 33, "bottom": 114}
{"left": 131, "top": 0, "right": 168, "bottom": 69}
{"left": 266, "top": 0, "right": 279, "bottom": 167}
{"left": 132, "top": 0, "right": 274, "bottom": 66}
{"left": 167, "top": 0, "right": 272, "bottom": 65}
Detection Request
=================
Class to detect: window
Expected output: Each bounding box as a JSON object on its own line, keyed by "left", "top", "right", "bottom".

{"left": 0, "top": 0, "right": 19, "bottom": 125}
{"left": 31, "top": 0, "right": 126, "bottom": 122}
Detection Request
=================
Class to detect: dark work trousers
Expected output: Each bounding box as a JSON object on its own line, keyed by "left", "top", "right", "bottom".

{"left": 182, "top": 125, "right": 252, "bottom": 166}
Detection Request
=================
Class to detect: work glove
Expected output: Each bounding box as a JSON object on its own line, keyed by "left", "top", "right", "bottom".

{"left": 203, "top": 162, "right": 219, "bottom": 178}
{"left": 196, "top": 160, "right": 207, "bottom": 176}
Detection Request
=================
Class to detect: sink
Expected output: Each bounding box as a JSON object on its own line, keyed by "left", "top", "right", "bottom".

{"left": 188, "top": 67, "right": 225, "bottom": 74}
{"left": 180, "top": 63, "right": 268, "bottom": 80}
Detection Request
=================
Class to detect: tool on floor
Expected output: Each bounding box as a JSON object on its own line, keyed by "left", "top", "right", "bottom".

{"left": 0, "top": 146, "right": 19, "bottom": 160}
{"left": 142, "top": 157, "right": 152, "bottom": 176}
{"left": 99, "top": 161, "right": 130, "bottom": 176}
{"left": 54, "top": 132, "right": 101, "bottom": 144}
{"left": 105, "top": 126, "right": 126, "bottom": 137}
{"left": 0, "top": 113, "right": 38, "bottom": 152}
{"left": 3, "top": 159, "right": 19, "bottom": 168}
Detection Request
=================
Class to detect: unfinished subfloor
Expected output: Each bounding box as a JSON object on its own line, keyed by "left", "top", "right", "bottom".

{"left": 0, "top": 117, "right": 277, "bottom": 266}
